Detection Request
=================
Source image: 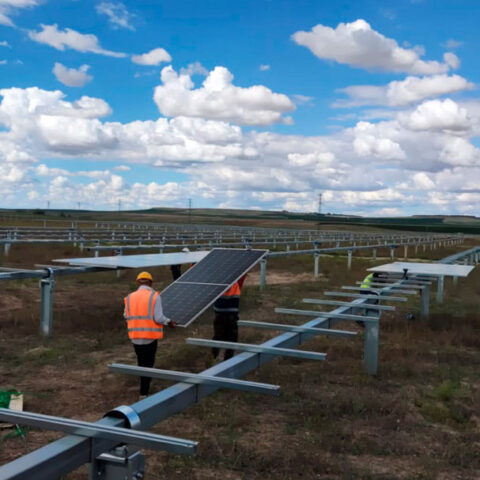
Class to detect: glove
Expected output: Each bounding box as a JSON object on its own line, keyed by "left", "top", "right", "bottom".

{"left": 168, "top": 320, "right": 177, "bottom": 328}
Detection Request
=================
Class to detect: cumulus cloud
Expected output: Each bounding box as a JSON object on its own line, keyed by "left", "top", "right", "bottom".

{"left": 180, "top": 62, "right": 208, "bottom": 76}
{"left": 0, "top": 59, "right": 6, "bottom": 65}
{"left": 399, "top": 98, "right": 472, "bottom": 132}
{"left": 443, "top": 39, "right": 463, "bottom": 50}
{"left": 0, "top": 0, "right": 38, "bottom": 27}
{"left": 0, "top": 40, "right": 10, "bottom": 47}
{"left": 53, "top": 63, "right": 93, "bottom": 87}
{"left": 131, "top": 47, "right": 171, "bottom": 65}
{"left": 335, "top": 74, "right": 473, "bottom": 107}
{"left": 96, "top": 2, "right": 135, "bottom": 31}
{"left": 3, "top": 85, "right": 480, "bottom": 214}
{"left": 153, "top": 65, "right": 295, "bottom": 126}
{"left": 259, "top": 64, "right": 270, "bottom": 71}
{"left": 292, "top": 19, "right": 456, "bottom": 74}
{"left": 28, "top": 24, "right": 126, "bottom": 57}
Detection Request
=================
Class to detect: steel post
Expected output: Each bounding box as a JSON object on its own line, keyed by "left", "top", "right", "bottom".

{"left": 347, "top": 250, "right": 352, "bottom": 270}
{"left": 372, "top": 248, "right": 376, "bottom": 260}
{"left": 314, "top": 253, "right": 320, "bottom": 277}
{"left": 364, "top": 317, "right": 379, "bottom": 375}
{"left": 421, "top": 284, "right": 430, "bottom": 318}
{"left": 260, "top": 258, "right": 267, "bottom": 289}
{"left": 390, "top": 247, "right": 395, "bottom": 259}
{"left": 436, "top": 275, "right": 444, "bottom": 303}
{"left": 404, "top": 245, "right": 408, "bottom": 259}
{"left": 40, "top": 269, "right": 55, "bottom": 337}
{"left": 4, "top": 242, "right": 10, "bottom": 256}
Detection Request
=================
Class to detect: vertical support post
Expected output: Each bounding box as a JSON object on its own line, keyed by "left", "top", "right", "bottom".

{"left": 40, "top": 269, "right": 55, "bottom": 337}
{"left": 390, "top": 246, "right": 395, "bottom": 260}
{"left": 260, "top": 258, "right": 267, "bottom": 289}
{"left": 415, "top": 244, "right": 418, "bottom": 255}
{"left": 4, "top": 243, "right": 10, "bottom": 256}
{"left": 347, "top": 250, "right": 352, "bottom": 270}
{"left": 436, "top": 275, "right": 444, "bottom": 303}
{"left": 404, "top": 245, "right": 408, "bottom": 259}
{"left": 421, "top": 285, "right": 430, "bottom": 318}
{"left": 364, "top": 317, "right": 379, "bottom": 375}
{"left": 372, "top": 248, "right": 376, "bottom": 260}
{"left": 314, "top": 253, "right": 320, "bottom": 278}
{"left": 286, "top": 244, "right": 290, "bottom": 252}
{"left": 452, "top": 276, "right": 458, "bottom": 286}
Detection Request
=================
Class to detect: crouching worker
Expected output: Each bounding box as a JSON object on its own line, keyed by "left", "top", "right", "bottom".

{"left": 212, "top": 274, "right": 247, "bottom": 361}
{"left": 124, "top": 271, "right": 176, "bottom": 398}
{"left": 359, "top": 272, "right": 381, "bottom": 322}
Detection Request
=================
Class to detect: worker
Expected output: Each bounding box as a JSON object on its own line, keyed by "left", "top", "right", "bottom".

{"left": 359, "top": 272, "right": 381, "bottom": 323}
{"left": 211, "top": 274, "right": 247, "bottom": 361}
{"left": 124, "top": 271, "right": 175, "bottom": 398}
{"left": 169, "top": 247, "right": 190, "bottom": 281}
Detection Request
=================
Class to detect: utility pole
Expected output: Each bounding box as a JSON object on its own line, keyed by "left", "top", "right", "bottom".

{"left": 318, "top": 193, "right": 322, "bottom": 215}
{"left": 188, "top": 198, "right": 192, "bottom": 224}
{"left": 118, "top": 199, "right": 121, "bottom": 212}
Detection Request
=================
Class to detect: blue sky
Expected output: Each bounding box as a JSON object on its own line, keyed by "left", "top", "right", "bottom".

{"left": 1, "top": 0, "right": 479, "bottom": 215}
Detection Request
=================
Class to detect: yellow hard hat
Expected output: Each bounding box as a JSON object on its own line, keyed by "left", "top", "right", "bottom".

{"left": 136, "top": 271, "right": 153, "bottom": 282}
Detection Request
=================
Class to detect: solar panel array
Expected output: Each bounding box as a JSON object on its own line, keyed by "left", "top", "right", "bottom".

{"left": 161, "top": 248, "right": 267, "bottom": 327}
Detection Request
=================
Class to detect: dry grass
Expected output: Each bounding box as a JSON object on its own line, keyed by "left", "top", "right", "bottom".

{"left": 0, "top": 241, "right": 479, "bottom": 479}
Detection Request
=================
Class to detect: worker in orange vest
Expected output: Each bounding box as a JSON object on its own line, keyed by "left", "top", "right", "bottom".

{"left": 124, "top": 271, "right": 176, "bottom": 397}
{"left": 212, "top": 274, "right": 247, "bottom": 361}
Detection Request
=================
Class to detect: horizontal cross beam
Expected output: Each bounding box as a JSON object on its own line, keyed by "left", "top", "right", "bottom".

{"left": 109, "top": 364, "right": 279, "bottom": 396}
{"left": 302, "top": 298, "right": 395, "bottom": 311}
{"left": 324, "top": 291, "right": 407, "bottom": 302}
{"left": 0, "top": 408, "right": 197, "bottom": 455}
{"left": 186, "top": 338, "right": 326, "bottom": 361}
{"left": 238, "top": 320, "right": 357, "bottom": 337}
{"left": 341, "top": 286, "right": 417, "bottom": 295}
{"left": 274, "top": 307, "right": 379, "bottom": 323}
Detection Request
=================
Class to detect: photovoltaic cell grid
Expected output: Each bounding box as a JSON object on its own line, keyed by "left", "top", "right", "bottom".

{"left": 161, "top": 248, "right": 267, "bottom": 327}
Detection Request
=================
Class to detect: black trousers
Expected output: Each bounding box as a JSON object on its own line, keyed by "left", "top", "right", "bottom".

{"left": 133, "top": 340, "right": 158, "bottom": 395}
{"left": 212, "top": 312, "right": 238, "bottom": 360}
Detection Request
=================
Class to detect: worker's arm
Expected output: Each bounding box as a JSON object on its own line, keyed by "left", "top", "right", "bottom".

{"left": 153, "top": 294, "right": 176, "bottom": 327}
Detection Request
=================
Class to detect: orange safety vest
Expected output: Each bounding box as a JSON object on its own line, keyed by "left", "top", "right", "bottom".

{"left": 213, "top": 280, "right": 243, "bottom": 313}
{"left": 124, "top": 289, "right": 164, "bottom": 340}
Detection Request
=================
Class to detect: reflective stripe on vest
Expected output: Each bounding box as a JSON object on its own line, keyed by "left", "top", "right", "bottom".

{"left": 214, "top": 281, "right": 242, "bottom": 313}
{"left": 361, "top": 273, "right": 374, "bottom": 289}
{"left": 124, "top": 289, "right": 163, "bottom": 340}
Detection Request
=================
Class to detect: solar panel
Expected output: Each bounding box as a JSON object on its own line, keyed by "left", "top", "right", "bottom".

{"left": 368, "top": 262, "right": 474, "bottom": 277}
{"left": 52, "top": 251, "right": 209, "bottom": 269}
{"left": 161, "top": 248, "right": 267, "bottom": 327}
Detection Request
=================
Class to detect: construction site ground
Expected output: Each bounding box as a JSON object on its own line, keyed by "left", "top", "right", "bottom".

{"left": 0, "top": 240, "right": 479, "bottom": 479}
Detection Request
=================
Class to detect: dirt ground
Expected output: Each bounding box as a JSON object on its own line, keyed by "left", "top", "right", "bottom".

{"left": 0, "top": 240, "right": 479, "bottom": 479}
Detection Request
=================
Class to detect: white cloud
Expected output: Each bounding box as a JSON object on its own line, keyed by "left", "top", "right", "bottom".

{"left": 28, "top": 24, "right": 126, "bottom": 57}
{"left": 131, "top": 47, "right": 171, "bottom": 66}
{"left": 443, "top": 39, "right": 463, "bottom": 50}
{"left": 0, "top": 0, "right": 38, "bottom": 27}
{"left": 3, "top": 85, "right": 480, "bottom": 214}
{"left": 336, "top": 74, "right": 473, "bottom": 107}
{"left": 53, "top": 63, "right": 93, "bottom": 87}
{"left": 0, "top": 59, "right": 6, "bottom": 65}
{"left": 292, "top": 19, "right": 456, "bottom": 74}
{"left": 0, "top": 40, "right": 10, "bottom": 47}
{"left": 153, "top": 65, "right": 295, "bottom": 126}
{"left": 352, "top": 121, "right": 406, "bottom": 160}
{"left": 399, "top": 98, "right": 471, "bottom": 132}
{"left": 292, "top": 94, "right": 314, "bottom": 105}
{"left": 259, "top": 64, "right": 270, "bottom": 71}
{"left": 96, "top": 2, "right": 135, "bottom": 31}
{"left": 180, "top": 62, "right": 208, "bottom": 76}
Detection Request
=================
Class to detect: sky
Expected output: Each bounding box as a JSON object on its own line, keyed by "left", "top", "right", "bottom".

{"left": 0, "top": 0, "right": 479, "bottom": 216}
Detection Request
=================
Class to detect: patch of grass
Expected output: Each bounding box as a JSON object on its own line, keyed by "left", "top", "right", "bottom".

{"left": 415, "top": 378, "right": 474, "bottom": 426}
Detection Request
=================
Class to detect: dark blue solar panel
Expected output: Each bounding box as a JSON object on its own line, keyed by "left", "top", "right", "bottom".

{"left": 160, "top": 249, "right": 267, "bottom": 326}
